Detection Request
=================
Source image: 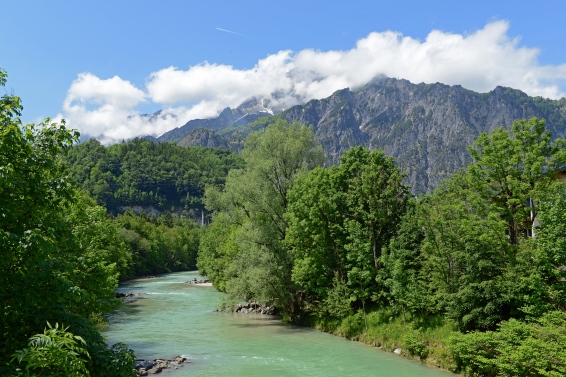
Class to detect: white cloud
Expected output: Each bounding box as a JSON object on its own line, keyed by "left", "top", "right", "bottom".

{"left": 62, "top": 20, "right": 566, "bottom": 143}
{"left": 65, "top": 73, "right": 146, "bottom": 109}
{"left": 146, "top": 50, "right": 295, "bottom": 106}
{"left": 62, "top": 73, "right": 190, "bottom": 142}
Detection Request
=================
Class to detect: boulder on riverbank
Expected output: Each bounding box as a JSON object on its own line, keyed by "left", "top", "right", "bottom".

{"left": 233, "top": 301, "right": 276, "bottom": 315}
{"left": 185, "top": 278, "right": 213, "bottom": 286}
{"left": 185, "top": 278, "right": 211, "bottom": 285}
{"left": 135, "top": 356, "right": 189, "bottom": 375}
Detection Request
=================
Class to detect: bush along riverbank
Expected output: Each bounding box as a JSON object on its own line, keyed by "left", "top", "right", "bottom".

{"left": 307, "top": 309, "right": 566, "bottom": 375}
{"left": 309, "top": 309, "right": 456, "bottom": 371}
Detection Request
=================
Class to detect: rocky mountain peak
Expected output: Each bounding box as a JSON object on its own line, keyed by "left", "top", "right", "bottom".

{"left": 149, "top": 77, "right": 566, "bottom": 193}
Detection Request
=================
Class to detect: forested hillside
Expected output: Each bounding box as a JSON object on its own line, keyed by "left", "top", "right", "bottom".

{"left": 64, "top": 139, "right": 243, "bottom": 217}
{"left": 199, "top": 117, "right": 566, "bottom": 376}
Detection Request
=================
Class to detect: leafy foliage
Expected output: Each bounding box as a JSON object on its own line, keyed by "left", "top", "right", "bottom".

{"left": 200, "top": 113, "right": 566, "bottom": 375}
{"left": 449, "top": 311, "right": 566, "bottom": 377}
{"left": 114, "top": 210, "right": 200, "bottom": 278}
{"left": 467, "top": 117, "right": 566, "bottom": 243}
{"left": 12, "top": 323, "right": 90, "bottom": 377}
{"left": 200, "top": 119, "right": 325, "bottom": 319}
{"left": 0, "top": 69, "right": 134, "bottom": 376}
{"left": 403, "top": 330, "right": 429, "bottom": 360}
{"left": 64, "top": 138, "right": 244, "bottom": 216}
{"left": 285, "top": 147, "right": 409, "bottom": 320}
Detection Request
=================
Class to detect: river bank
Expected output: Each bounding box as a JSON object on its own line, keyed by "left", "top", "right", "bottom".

{"left": 224, "top": 302, "right": 455, "bottom": 371}
{"left": 309, "top": 313, "right": 456, "bottom": 371}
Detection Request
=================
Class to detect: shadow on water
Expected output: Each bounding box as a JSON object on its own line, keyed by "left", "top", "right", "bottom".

{"left": 106, "top": 300, "right": 147, "bottom": 321}
{"left": 227, "top": 317, "right": 316, "bottom": 334}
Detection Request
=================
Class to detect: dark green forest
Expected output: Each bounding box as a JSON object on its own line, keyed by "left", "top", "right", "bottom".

{"left": 64, "top": 138, "right": 243, "bottom": 216}
{"left": 3, "top": 62, "right": 566, "bottom": 376}
{"left": 61, "top": 136, "right": 245, "bottom": 280}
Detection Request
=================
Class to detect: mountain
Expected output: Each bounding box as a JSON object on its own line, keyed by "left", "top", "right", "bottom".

{"left": 278, "top": 78, "right": 566, "bottom": 193}
{"left": 154, "top": 77, "right": 566, "bottom": 193}
{"left": 157, "top": 98, "right": 274, "bottom": 143}
{"left": 177, "top": 128, "right": 229, "bottom": 148}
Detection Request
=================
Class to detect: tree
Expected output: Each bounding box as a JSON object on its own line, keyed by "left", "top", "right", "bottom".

{"left": 284, "top": 146, "right": 409, "bottom": 320}
{"left": 382, "top": 201, "right": 430, "bottom": 320}
{"left": 340, "top": 147, "right": 409, "bottom": 276}
{"left": 515, "top": 182, "right": 566, "bottom": 315}
{"left": 201, "top": 119, "right": 325, "bottom": 319}
{"left": 285, "top": 167, "right": 349, "bottom": 303}
{"left": 467, "top": 117, "right": 566, "bottom": 244}
{"left": 418, "top": 172, "right": 517, "bottom": 331}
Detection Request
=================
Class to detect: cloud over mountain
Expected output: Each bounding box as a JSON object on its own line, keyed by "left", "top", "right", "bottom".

{"left": 61, "top": 21, "right": 566, "bottom": 143}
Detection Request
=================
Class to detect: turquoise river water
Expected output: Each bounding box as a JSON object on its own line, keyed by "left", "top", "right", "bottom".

{"left": 104, "top": 271, "right": 453, "bottom": 376}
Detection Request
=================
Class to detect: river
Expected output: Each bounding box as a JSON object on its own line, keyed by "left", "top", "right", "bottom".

{"left": 104, "top": 271, "right": 453, "bottom": 376}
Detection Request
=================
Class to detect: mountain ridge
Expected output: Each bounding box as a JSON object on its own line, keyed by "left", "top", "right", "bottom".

{"left": 156, "top": 77, "right": 566, "bottom": 193}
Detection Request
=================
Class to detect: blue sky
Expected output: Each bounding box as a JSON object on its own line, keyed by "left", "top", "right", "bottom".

{"left": 2, "top": 0, "right": 566, "bottom": 142}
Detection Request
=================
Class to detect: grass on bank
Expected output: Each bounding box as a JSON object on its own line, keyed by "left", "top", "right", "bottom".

{"left": 310, "top": 308, "right": 457, "bottom": 370}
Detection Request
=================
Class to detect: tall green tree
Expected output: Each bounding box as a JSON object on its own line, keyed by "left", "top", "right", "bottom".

{"left": 382, "top": 201, "right": 430, "bottom": 319}
{"left": 200, "top": 119, "right": 325, "bottom": 319}
{"left": 285, "top": 167, "right": 349, "bottom": 303}
{"left": 285, "top": 147, "right": 409, "bottom": 320}
{"left": 515, "top": 182, "right": 566, "bottom": 315}
{"left": 467, "top": 117, "right": 566, "bottom": 244}
{"left": 340, "top": 148, "right": 408, "bottom": 272}
{"left": 418, "top": 173, "right": 514, "bottom": 330}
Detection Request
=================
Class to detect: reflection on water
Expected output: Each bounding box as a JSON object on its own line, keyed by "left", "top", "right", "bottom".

{"left": 105, "top": 271, "right": 452, "bottom": 377}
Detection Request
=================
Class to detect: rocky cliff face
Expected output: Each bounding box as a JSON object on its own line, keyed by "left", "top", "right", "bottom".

{"left": 177, "top": 128, "right": 229, "bottom": 148}
{"left": 279, "top": 78, "right": 566, "bottom": 193}
{"left": 157, "top": 77, "right": 566, "bottom": 194}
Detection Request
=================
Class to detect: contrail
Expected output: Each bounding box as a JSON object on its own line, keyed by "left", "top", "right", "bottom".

{"left": 215, "top": 27, "right": 249, "bottom": 37}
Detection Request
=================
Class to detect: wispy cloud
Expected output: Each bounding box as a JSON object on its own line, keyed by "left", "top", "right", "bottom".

{"left": 215, "top": 27, "right": 248, "bottom": 38}
{"left": 61, "top": 21, "right": 566, "bottom": 144}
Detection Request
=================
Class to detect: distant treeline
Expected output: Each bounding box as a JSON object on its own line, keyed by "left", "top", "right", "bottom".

{"left": 64, "top": 138, "right": 244, "bottom": 217}
{"left": 116, "top": 210, "right": 199, "bottom": 279}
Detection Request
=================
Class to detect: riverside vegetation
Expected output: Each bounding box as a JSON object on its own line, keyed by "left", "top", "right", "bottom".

{"left": 3, "top": 64, "right": 566, "bottom": 376}
{"left": 198, "top": 117, "right": 566, "bottom": 376}
{"left": 0, "top": 69, "right": 136, "bottom": 376}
